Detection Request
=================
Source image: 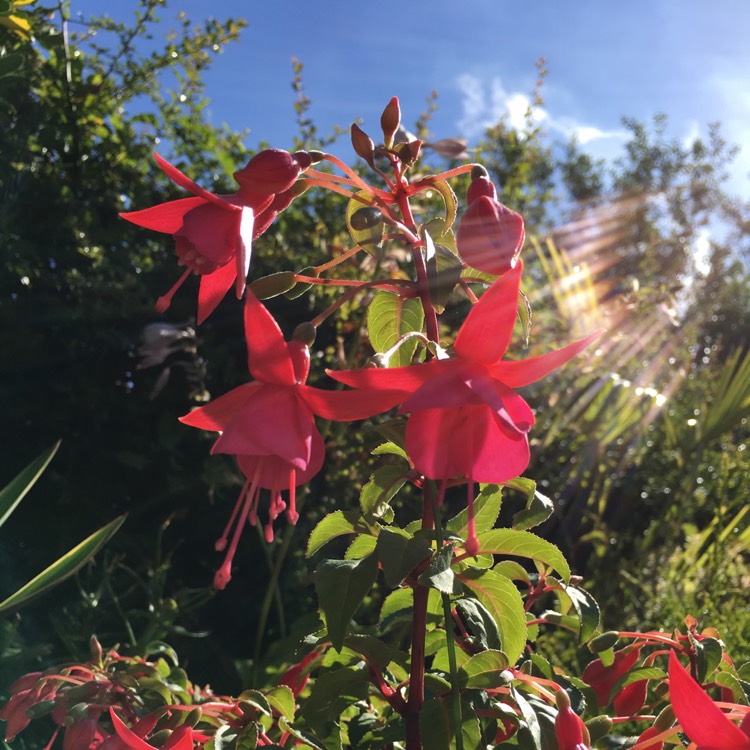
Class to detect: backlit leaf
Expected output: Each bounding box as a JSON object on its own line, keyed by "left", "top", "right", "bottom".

{"left": 367, "top": 291, "right": 424, "bottom": 367}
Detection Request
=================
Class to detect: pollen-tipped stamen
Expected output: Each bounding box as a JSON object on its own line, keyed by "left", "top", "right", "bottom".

{"left": 156, "top": 269, "right": 192, "bottom": 313}
{"left": 287, "top": 469, "right": 299, "bottom": 524}
{"left": 214, "top": 476, "right": 251, "bottom": 552}
{"left": 464, "top": 479, "right": 480, "bottom": 557}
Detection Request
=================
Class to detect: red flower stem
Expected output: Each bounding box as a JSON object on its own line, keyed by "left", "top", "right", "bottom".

{"left": 458, "top": 278, "right": 480, "bottom": 303}
{"left": 299, "top": 177, "right": 354, "bottom": 199}
{"left": 313, "top": 244, "right": 365, "bottom": 274}
{"left": 320, "top": 153, "right": 393, "bottom": 200}
{"left": 426, "top": 163, "right": 476, "bottom": 181}
{"left": 368, "top": 662, "right": 407, "bottom": 714}
{"left": 293, "top": 274, "right": 411, "bottom": 295}
{"left": 616, "top": 631, "right": 681, "bottom": 648}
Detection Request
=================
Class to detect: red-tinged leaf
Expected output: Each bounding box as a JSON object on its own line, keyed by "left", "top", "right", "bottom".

{"left": 454, "top": 261, "right": 523, "bottom": 364}
{"left": 327, "top": 358, "right": 445, "bottom": 391}
{"left": 197, "top": 261, "right": 236, "bottom": 325}
{"left": 244, "top": 292, "right": 296, "bottom": 385}
{"left": 179, "top": 383, "right": 261, "bottom": 431}
{"left": 120, "top": 196, "right": 205, "bottom": 233}
{"left": 669, "top": 651, "right": 750, "bottom": 748}
{"left": 153, "top": 153, "right": 231, "bottom": 210}
{"left": 297, "top": 385, "right": 405, "bottom": 421}
{"left": 487, "top": 329, "right": 604, "bottom": 388}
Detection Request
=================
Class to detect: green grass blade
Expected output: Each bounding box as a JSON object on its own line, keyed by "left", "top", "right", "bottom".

{"left": 0, "top": 514, "right": 126, "bottom": 616}
{"left": 0, "top": 440, "right": 60, "bottom": 529}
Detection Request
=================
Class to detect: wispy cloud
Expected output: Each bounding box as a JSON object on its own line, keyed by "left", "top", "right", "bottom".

{"left": 455, "top": 73, "right": 627, "bottom": 145}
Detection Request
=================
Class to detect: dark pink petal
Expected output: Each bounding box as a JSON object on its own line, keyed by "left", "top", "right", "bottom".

{"left": 244, "top": 292, "right": 296, "bottom": 385}
{"left": 213, "top": 388, "right": 314, "bottom": 470}
{"left": 163, "top": 726, "right": 193, "bottom": 750}
{"left": 614, "top": 679, "right": 647, "bottom": 716}
{"left": 153, "top": 153, "right": 232, "bottom": 210}
{"left": 668, "top": 651, "right": 750, "bottom": 748}
{"left": 486, "top": 329, "right": 603, "bottom": 388}
{"left": 239, "top": 427, "right": 325, "bottom": 488}
{"left": 179, "top": 383, "right": 262, "bottom": 431}
{"left": 405, "top": 404, "right": 529, "bottom": 482}
{"left": 298, "top": 384, "right": 406, "bottom": 421}
{"left": 120, "top": 197, "right": 205, "bottom": 233}
{"left": 473, "top": 379, "right": 534, "bottom": 434}
{"left": 454, "top": 261, "right": 523, "bottom": 364}
{"left": 456, "top": 195, "right": 524, "bottom": 276}
{"left": 197, "top": 261, "right": 237, "bottom": 325}
{"left": 177, "top": 203, "right": 241, "bottom": 267}
{"left": 583, "top": 646, "right": 641, "bottom": 708}
{"left": 110, "top": 709, "right": 156, "bottom": 750}
{"left": 401, "top": 363, "right": 482, "bottom": 412}
{"left": 327, "top": 357, "right": 446, "bottom": 392}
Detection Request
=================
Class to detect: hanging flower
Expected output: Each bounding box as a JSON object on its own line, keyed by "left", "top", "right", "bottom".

{"left": 555, "top": 691, "right": 590, "bottom": 750}
{"left": 583, "top": 645, "right": 644, "bottom": 713}
{"left": 456, "top": 175, "right": 525, "bottom": 276}
{"left": 121, "top": 149, "right": 309, "bottom": 323}
{"left": 180, "top": 291, "right": 405, "bottom": 589}
{"left": 668, "top": 651, "right": 750, "bottom": 749}
{"left": 329, "top": 262, "right": 600, "bottom": 549}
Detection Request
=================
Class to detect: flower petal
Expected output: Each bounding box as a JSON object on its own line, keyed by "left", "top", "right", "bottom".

{"left": 213, "top": 388, "right": 313, "bottom": 469}
{"left": 327, "top": 357, "right": 446, "bottom": 392}
{"left": 298, "top": 385, "right": 405, "bottom": 421}
{"left": 153, "top": 153, "right": 233, "bottom": 210}
{"left": 178, "top": 203, "right": 241, "bottom": 266}
{"left": 197, "top": 261, "right": 237, "bottom": 325}
{"left": 454, "top": 261, "right": 523, "bottom": 364}
{"left": 487, "top": 329, "right": 604, "bottom": 388}
{"left": 668, "top": 651, "right": 750, "bottom": 749}
{"left": 244, "top": 292, "right": 296, "bottom": 385}
{"left": 400, "top": 363, "right": 480, "bottom": 412}
{"left": 120, "top": 196, "right": 205, "bottom": 233}
{"left": 235, "top": 207, "right": 255, "bottom": 298}
{"left": 179, "top": 383, "right": 262, "bottom": 431}
{"left": 110, "top": 709, "right": 156, "bottom": 750}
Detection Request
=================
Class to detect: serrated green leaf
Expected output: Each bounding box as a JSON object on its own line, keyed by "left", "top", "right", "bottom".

{"left": 459, "top": 650, "right": 510, "bottom": 688}
{"left": 694, "top": 637, "right": 724, "bottom": 683}
{"left": 454, "top": 598, "right": 503, "bottom": 652}
{"left": 609, "top": 667, "right": 665, "bottom": 702}
{"left": 237, "top": 690, "right": 271, "bottom": 717}
{"left": 278, "top": 716, "right": 326, "bottom": 750}
{"left": 371, "top": 441, "right": 408, "bottom": 461}
{"left": 345, "top": 534, "right": 377, "bottom": 560}
{"left": 558, "top": 584, "right": 601, "bottom": 644}
{"left": 446, "top": 484, "right": 503, "bottom": 537}
{"left": 235, "top": 721, "right": 258, "bottom": 750}
{"left": 307, "top": 510, "right": 373, "bottom": 558}
{"left": 359, "top": 465, "right": 407, "bottom": 519}
{"left": 417, "top": 542, "right": 456, "bottom": 594}
{"left": 265, "top": 684, "right": 295, "bottom": 722}
{"left": 0, "top": 515, "right": 125, "bottom": 615}
{"left": 301, "top": 667, "right": 369, "bottom": 735}
{"left": 342, "top": 634, "right": 406, "bottom": 669}
{"left": 376, "top": 528, "right": 431, "bottom": 588}
{"left": 493, "top": 560, "right": 531, "bottom": 584}
{"left": 314, "top": 554, "right": 378, "bottom": 650}
{"left": 419, "top": 696, "right": 481, "bottom": 750}
{"left": 367, "top": 291, "right": 424, "bottom": 367}
{"left": 505, "top": 478, "right": 553, "bottom": 531}
{"left": 0, "top": 440, "right": 59, "bottom": 529}
{"left": 459, "top": 569, "right": 527, "bottom": 665}
{"left": 475, "top": 529, "right": 570, "bottom": 583}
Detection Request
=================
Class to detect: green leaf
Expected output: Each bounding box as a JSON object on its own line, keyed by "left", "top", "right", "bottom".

{"left": 0, "top": 514, "right": 125, "bottom": 615}
{"left": 446, "top": 484, "right": 503, "bottom": 537}
{"left": 314, "top": 554, "right": 378, "bottom": 650}
{"left": 609, "top": 667, "right": 665, "bottom": 701}
{"left": 417, "top": 542, "right": 456, "bottom": 594}
{"left": 419, "top": 696, "right": 481, "bottom": 750}
{"left": 367, "top": 291, "right": 424, "bottom": 367}
{"left": 506, "top": 478, "right": 553, "bottom": 531}
{"left": 694, "top": 637, "right": 724, "bottom": 683}
{"left": 510, "top": 687, "right": 543, "bottom": 750}
{"left": 238, "top": 689, "right": 272, "bottom": 717}
{"left": 307, "top": 510, "right": 373, "bottom": 557}
{"left": 234, "top": 722, "right": 258, "bottom": 750}
{"left": 454, "top": 598, "right": 503, "bottom": 652}
{"left": 557, "top": 583, "right": 601, "bottom": 644}
{"left": 344, "top": 534, "right": 377, "bottom": 560}
{"left": 278, "top": 717, "right": 326, "bottom": 750}
{"left": 459, "top": 650, "right": 510, "bottom": 688}
{"left": 0, "top": 440, "right": 60, "bottom": 529}
{"left": 265, "top": 684, "right": 295, "bottom": 722}
{"left": 0, "top": 52, "right": 23, "bottom": 79}
{"left": 493, "top": 560, "right": 531, "bottom": 584}
{"left": 342, "top": 634, "right": 406, "bottom": 670}
{"left": 346, "top": 192, "right": 384, "bottom": 255}
{"left": 459, "top": 569, "right": 527, "bottom": 665}
{"left": 419, "top": 178, "right": 458, "bottom": 234}
{"left": 474, "top": 529, "right": 570, "bottom": 583}
{"left": 376, "top": 528, "right": 431, "bottom": 588}
{"left": 302, "top": 667, "right": 369, "bottom": 735}
{"left": 359, "top": 465, "right": 407, "bottom": 519}
{"left": 371, "top": 441, "right": 408, "bottom": 461}
{"left": 426, "top": 241, "right": 463, "bottom": 313}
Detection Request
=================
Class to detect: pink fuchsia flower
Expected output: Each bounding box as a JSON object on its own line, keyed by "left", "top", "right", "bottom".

{"left": 668, "top": 650, "right": 750, "bottom": 749}
{"left": 121, "top": 149, "right": 309, "bottom": 324}
{"left": 180, "top": 292, "right": 405, "bottom": 589}
{"left": 555, "top": 691, "right": 590, "bottom": 750}
{"left": 328, "top": 261, "right": 601, "bottom": 550}
{"left": 456, "top": 175, "right": 525, "bottom": 276}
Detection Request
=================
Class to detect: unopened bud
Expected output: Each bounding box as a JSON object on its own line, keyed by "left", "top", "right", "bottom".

{"left": 62, "top": 681, "right": 99, "bottom": 706}
{"left": 284, "top": 266, "right": 318, "bottom": 300}
{"left": 380, "top": 96, "right": 401, "bottom": 148}
{"left": 349, "top": 206, "right": 383, "bottom": 231}
{"left": 184, "top": 708, "right": 202, "bottom": 728}
{"left": 307, "top": 150, "right": 325, "bottom": 163}
{"left": 64, "top": 702, "right": 90, "bottom": 726}
{"left": 89, "top": 635, "right": 103, "bottom": 664}
{"left": 584, "top": 715, "right": 613, "bottom": 742}
{"left": 292, "top": 151, "right": 313, "bottom": 171}
{"left": 394, "top": 139, "right": 422, "bottom": 166}
{"left": 466, "top": 176, "right": 497, "bottom": 204}
{"left": 588, "top": 631, "right": 620, "bottom": 653}
{"left": 248, "top": 271, "right": 297, "bottom": 300}
{"left": 25, "top": 700, "right": 56, "bottom": 720}
{"left": 351, "top": 123, "right": 375, "bottom": 166}
{"left": 148, "top": 729, "right": 173, "bottom": 746}
{"left": 292, "top": 322, "right": 316, "bottom": 346}
{"left": 653, "top": 704, "right": 675, "bottom": 730}
{"left": 234, "top": 149, "right": 301, "bottom": 197}
{"left": 369, "top": 353, "right": 388, "bottom": 368}
{"left": 471, "top": 164, "right": 489, "bottom": 180}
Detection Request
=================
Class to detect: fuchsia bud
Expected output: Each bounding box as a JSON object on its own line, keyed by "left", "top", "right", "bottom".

{"left": 380, "top": 96, "right": 401, "bottom": 148}
{"left": 555, "top": 691, "right": 590, "bottom": 750}
{"left": 233, "top": 148, "right": 304, "bottom": 202}
{"left": 351, "top": 123, "right": 376, "bottom": 166}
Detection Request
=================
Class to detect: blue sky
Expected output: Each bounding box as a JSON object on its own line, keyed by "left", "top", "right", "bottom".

{"left": 73, "top": 0, "right": 750, "bottom": 196}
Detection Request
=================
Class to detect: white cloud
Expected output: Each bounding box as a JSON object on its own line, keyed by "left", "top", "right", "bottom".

{"left": 455, "top": 72, "right": 626, "bottom": 146}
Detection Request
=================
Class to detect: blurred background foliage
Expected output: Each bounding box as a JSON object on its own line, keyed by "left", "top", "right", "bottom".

{"left": 1, "top": 0, "right": 748, "bottom": 708}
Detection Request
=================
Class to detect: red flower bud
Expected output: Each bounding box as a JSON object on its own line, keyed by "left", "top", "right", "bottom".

{"left": 233, "top": 149, "right": 302, "bottom": 203}
{"left": 456, "top": 195, "right": 524, "bottom": 275}
{"left": 555, "top": 691, "right": 589, "bottom": 750}
{"left": 351, "top": 123, "right": 375, "bottom": 166}
{"left": 466, "top": 176, "right": 497, "bottom": 204}
{"left": 380, "top": 96, "right": 401, "bottom": 148}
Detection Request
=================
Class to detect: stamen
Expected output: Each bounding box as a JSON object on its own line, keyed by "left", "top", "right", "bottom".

{"left": 287, "top": 470, "right": 299, "bottom": 524}
{"left": 213, "top": 463, "right": 261, "bottom": 590}
{"left": 215, "top": 477, "right": 251, "bottom": 552}
{"left": 465, "top": 478, "right": 480, "bottom": 557}
{"left": 155, "top": 269, "right": 191, "bottom": 313}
